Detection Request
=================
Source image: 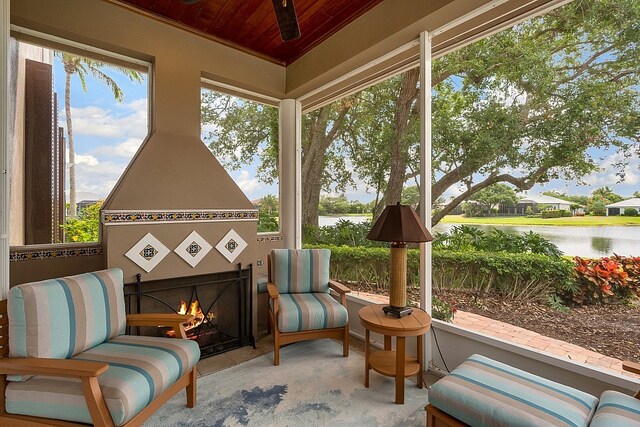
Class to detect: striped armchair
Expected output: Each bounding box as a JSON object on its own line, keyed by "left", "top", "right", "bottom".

{"left": 267, "top": 249, "right": 350, "bottom": 366}
{"left": 0, "top": 268, "right": 200, "bottom": 427}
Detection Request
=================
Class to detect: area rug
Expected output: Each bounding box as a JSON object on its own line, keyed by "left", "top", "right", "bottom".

{"left": 145, "top": 340, "right": 428, "bottom": 426}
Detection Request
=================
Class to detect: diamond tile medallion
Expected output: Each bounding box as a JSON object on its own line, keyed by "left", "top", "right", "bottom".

{"left": 215, "top": 229, "right": 247, "bottom": 263}
{"left": 125, "top": 233, "right": 170, "bottom": 273}
{"left": 175, "top": 231, "right": 213, "bottom": 268}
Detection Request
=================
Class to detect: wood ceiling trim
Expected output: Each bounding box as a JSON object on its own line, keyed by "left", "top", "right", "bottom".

{"left": 99, "top": 0, "right": 286, "bottom": 66}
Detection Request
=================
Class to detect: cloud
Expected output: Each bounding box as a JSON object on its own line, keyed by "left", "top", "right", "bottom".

{"left": 234, "top": 170, "right": 261, "bottom": 195}
{"left": 74, "top": 153, "right": 99, "bottom": 167}
{"left": 72, "top": 159, "right": 128, "bottom": 198}
{"left": 90, "top": 138, "right": 143, "bottom": 158}
{"left": 58, "top": 99, "right": 148, "bottom": 139}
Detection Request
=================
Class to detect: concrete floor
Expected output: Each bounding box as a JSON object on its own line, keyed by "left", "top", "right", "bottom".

{"left": 195, "top": 331, "right": 441, "bottom": 388}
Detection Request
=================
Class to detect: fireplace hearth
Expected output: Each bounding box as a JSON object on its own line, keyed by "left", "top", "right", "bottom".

{"left": 125, "top": 264, "right": 255, "bottom": 358}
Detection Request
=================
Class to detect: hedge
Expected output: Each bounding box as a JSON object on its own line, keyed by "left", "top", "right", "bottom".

{"left": 305, "top": 244, "right": 575, "bottom": 301}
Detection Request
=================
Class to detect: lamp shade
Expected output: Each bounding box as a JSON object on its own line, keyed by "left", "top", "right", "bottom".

{"left": 367, "top": 202, "right": 433, "bottom": 243}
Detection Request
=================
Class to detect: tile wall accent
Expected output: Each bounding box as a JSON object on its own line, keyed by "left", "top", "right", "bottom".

{"left": 256, "top": 234, "right": 283, "bottom": 242}
{"left": 174, "top": 231, "right": 213, "bottom": 267}
{"left": 9, "top": 244, "right": 103, "bottom": 262}
{"left": 102, "top": 209, "right": 258, "bottom": 225}
{"left": 215, "top": 229, "right": 247, "bottom": 263}
{"left": 125, "top": 233, "right": 170, "bottom": 273}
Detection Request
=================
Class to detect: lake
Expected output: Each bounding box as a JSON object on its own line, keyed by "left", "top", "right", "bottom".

{"left": 318, "top": 216, "right": 639, "bottom": 257}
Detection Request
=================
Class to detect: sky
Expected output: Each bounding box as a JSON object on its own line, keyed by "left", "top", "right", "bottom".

{"left": 52, "top": 54, "right": 638, "bottom": 205}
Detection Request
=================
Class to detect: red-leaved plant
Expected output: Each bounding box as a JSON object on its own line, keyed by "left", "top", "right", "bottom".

{"left": 573, "top": 255, "right": 639, "bottom": 304}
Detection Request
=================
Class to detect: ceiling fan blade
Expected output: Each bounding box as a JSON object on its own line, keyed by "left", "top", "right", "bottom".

{"left": 271, "top": 0, "right": 301, "bottom": 42}
{"left": 181, "top": 0, "right": 200, "bottom": 5}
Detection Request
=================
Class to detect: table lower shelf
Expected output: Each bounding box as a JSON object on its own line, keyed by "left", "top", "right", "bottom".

{"left": 369, "top": 350, "right": 420, "bottom": 377}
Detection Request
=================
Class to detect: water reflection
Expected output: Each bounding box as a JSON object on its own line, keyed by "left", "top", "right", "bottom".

{"left": 590, "top": 237, "right": 613, "bottom": 255}
{"left": 316, "top": 216, "right": 639, "bottom": 258}
{"left": 432, "top": 224, "right": 639, "bottom": 258}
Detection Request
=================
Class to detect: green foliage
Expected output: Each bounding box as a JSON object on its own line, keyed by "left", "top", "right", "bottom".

{"left": 469, "top": 184, "right": 518, "bottom": 216}
{"left": 432, "top": 251, "right": 575, "bottom": 300}
{"left": 546, "top": 294, "right": 570, "bottom": 313}
{"left": 318, "top": 195, "right": 370, "bottom": 215}
{"left": 432, "top": 225, "right": 563, "bottom": 258}
{"left": 589, "top": 201, "right": 607, "bottom": 216}
{"left": 304, "top": 220, "right": 380, "bottom": 248}
{"left": 201, "top": 0, "right": 640, "bottom": 228}
{"left": 402, "top": 186, "right": 420, "bottom": 207}
{"left": 525, "top": 206, "right": 534, "bottom": 215}
{"left": 541, "top": 210, "right": 562, "bottom": 219}
{"left": 623, "top": 208, "right": 638, "bottom": 217}
{"left": 62, "top": 202, "right": 102, "bottom": 243}
{"left": 257, "top": 211, "right": 279, "bottom": 233}
{"left": 201, "top": 90, "right": 279, "bottom": 184}
{"left": 432, "top": 296, "right": 456, "bottom": 322}
{"left": 306, "top": 244, "right": 575, "bottom": 301}
{"left": 572, "top": 255, "right": 640, "bottom": 304}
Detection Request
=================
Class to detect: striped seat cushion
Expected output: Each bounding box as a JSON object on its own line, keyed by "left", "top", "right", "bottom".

{"left": 270, "top": 293, "right": 348, "bottom": 333}
{"left": 429, "top": 354, "right": 598, "bottom": 427}
{"left": 8, "top": 268, "right": 127, "bottom": 361}
{"left": 271, "top": 249, "right": 331, "bottom": 293}
{"left": 590, "top": 390, "right": 640, "bottom": 426}
{"left": 5, "top": 335, "right": 200, "bottom": 426}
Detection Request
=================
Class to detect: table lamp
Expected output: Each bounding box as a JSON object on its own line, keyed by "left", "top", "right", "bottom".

{"left": 367, "top": 202, "right": 433, "bottom": 317}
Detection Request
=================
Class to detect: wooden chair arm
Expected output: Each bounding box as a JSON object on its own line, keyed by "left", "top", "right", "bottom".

{"left": 329, "top": 280, "right": 351, "bottom": 294}
{"left": 329, "top": 280, "right": 350, "bottom": 306}
{"left": 622, "top": 361, "right": 640, "bottom": 375}
{"left": 126, "top": 313, "right": 194, "bottom": 326}
{"left": 0, "top": 357, "right": 108, "bottom": 378}
{"left": 126, "top": 313, "right": 195, "bottom": 339}
{"left": 267, "top": 283, "right": 279, "bottom": 300}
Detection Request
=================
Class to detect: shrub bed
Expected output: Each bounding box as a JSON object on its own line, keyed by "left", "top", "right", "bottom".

{"left": 572, "top": 255, "right": 640, "bottom": 304}
{"left": 305, "top": 244, "right": 575, "bottom": 301}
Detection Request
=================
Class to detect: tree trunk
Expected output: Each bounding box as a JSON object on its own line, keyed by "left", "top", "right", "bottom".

{"left": 301, "top": 103, "right": 353, "bottom": 228}
{"left": 301, "top": 107, "right": 331, "bottom": 228}
{"left": 64, "top": 70, "right": 76, "bottom": 217}
{"left": 375, "top": 69, "right": 420, "bottom": 218}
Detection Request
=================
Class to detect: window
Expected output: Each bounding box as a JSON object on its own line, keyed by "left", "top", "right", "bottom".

{"left": 200, "top": 85, "right": 280, "bottom": 233}
{"left": 8, "top": 35, "right": 149, "bottom": 245}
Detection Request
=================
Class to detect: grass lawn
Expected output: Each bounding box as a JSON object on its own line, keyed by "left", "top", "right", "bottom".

{"left": 441, "top": 214, "right": 640, "bottom": 226}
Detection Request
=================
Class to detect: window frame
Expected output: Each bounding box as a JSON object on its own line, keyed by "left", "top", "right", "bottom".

{"left": 8, "top": 26, "right": 152, "bottom": 249}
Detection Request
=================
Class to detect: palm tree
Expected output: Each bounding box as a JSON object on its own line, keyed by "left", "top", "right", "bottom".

{"left": 56, "top": 52, "right": 142, "bottom": 216}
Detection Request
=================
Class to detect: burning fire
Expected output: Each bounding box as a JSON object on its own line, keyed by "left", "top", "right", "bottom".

{"left": 178, "top": 300, "right": 207, "bottom": 330}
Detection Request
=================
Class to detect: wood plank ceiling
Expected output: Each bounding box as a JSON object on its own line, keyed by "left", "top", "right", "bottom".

{"left": 109, "top": 0, "right": 385, "bottom": 65}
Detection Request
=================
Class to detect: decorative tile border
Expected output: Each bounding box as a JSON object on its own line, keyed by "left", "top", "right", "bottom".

{"left": 102, "top": 209, "right": 258, "bottom": 225}
{"left": 256, "top": 234, "right": 284, "bottom": 243}
{"left": 10, "top": 245, "right": 103, "bottom": 262}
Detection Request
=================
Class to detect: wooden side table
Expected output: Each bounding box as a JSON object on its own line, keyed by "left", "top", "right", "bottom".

{"left": 358, "top": 304, "right": 431, "bottom": 404}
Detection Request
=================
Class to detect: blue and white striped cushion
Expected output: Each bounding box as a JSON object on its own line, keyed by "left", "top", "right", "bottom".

{"left": 590, "top": 390, "right": 640, "bottom": 426}
{"left": 8, "top": 268, "right": 127, "bottom": 361}
{"left": 270, "top": 293, "right": 348, "bottom": 333}
{"left": 5, "top": 335, "right": 200, "bottom": 426}
{"left": 429, "top": 354, "right": 598, "bottom": 427}
{"left": 271, "top": 249, "right": 330, "bottom": 294}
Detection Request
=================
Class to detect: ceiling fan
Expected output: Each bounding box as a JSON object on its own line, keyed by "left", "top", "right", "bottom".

{"left": 180, "top": 0, "right": 301, "bottom": 42}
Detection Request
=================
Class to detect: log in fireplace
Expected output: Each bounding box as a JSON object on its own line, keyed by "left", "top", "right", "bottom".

{"left": 124, "top": 264, "right": 255, "bottom": 358}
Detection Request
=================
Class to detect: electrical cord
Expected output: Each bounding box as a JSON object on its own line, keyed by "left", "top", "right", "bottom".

{"left": 431, "top": 326, "right": 450, "bottom": 373}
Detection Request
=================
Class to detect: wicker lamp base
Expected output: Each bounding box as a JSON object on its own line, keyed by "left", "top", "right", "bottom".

{"left": 385, "top": 242, "right": 412, "bottom": 318}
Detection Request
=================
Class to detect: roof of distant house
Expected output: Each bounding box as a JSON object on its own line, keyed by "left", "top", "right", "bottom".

{"left": 518, "top": 194, "right": 574, "bottom": 205}
{"left": 605, "top": 198, "right": 640, "bottom": 208}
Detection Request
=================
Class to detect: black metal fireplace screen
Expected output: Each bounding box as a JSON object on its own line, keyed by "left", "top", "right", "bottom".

{"left": 124, "top": 264, "right": 255, "bottom": 358}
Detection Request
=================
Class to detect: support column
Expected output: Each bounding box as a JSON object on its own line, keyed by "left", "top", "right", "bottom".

{"left": 279, "top": 99, "right": 302, "bottom": 248}
{"left": 419, "top": 31, "right": 433, "bottom": 367}
{"left": 1, "top": 0, "right": 10, "bottom": 299}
